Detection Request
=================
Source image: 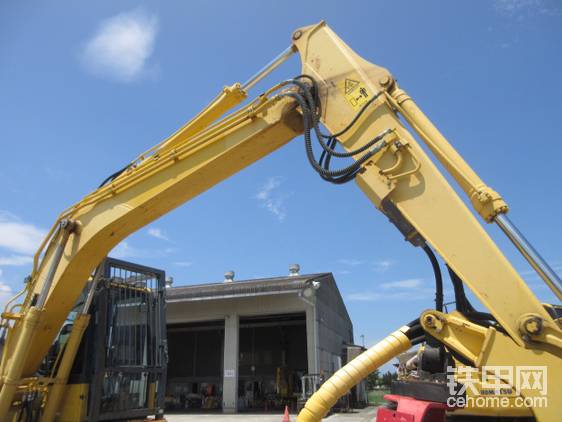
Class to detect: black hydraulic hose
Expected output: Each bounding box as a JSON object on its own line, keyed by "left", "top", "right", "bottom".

{"left": 287, "top": 78, "right": 389, "bottom": 158}
{"left": 410, "top": 335, "right": 426, "bottom": 346}
{"left": 445, "top": 266, "right": 508, "bottom": 334}
{"left": 280, "top": 76, "right": 395, "bottom": 184}
{"left": 98, "top": 164, "right": 130, "bottom": 188}
{"left": 317, "top": 127, "right": 392, "bottom": 159}
{"left": 406, "top": 318, "right": 421, "bottom": 328}
{"left": 447, "top": 265, "right": 475, "bottom": 314}
{"left": 281, "top": 92, "right": 384, "bottom": 178}
{"left": 405, "top": 318, "right": 424, "bottom": 344}
{"left": 293, "top": 75, "right": 321, "bottom": 111}
{"left": 422, "top": 245, "right": 444, "bottom": 312}
{"left": 320, "top": 139, "right": 360, "bottom": 184}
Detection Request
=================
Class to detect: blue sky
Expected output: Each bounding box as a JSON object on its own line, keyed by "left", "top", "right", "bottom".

{"left": 1, "top": 1, "right": 561, "bottom": 357}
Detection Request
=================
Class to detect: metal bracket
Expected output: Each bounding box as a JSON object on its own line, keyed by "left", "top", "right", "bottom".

{"left": 518, "top": 313, "right": 562, "bottom": 349}
{"left": 420, "top": 310, "right": 489, "bottom": 365}
{"left": 379, "top": 139, "right": 421, "bottom": 181}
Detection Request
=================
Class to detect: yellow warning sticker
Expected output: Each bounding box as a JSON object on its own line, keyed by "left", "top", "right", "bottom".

{"left": 342, "top": 78, "right": 370, "bottom": 110}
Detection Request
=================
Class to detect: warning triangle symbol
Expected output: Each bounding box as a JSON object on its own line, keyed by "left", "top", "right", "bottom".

{"left": 345, "top": 79, "right": 360, "bottom": 94}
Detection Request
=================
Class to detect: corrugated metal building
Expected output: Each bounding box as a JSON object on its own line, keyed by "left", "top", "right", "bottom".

{"left": 165, "top": 270, "right": 365, "bottom": 413}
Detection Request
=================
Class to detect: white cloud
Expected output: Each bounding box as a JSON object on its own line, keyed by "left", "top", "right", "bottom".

{"left": 44, "top": 166, "right": 69, "bottom": 180}
{"left": 110, "top": 241, "right": 142, "bottom": 259}
{"left": 0, "top": 270, "right": 14, "bottom": 309}
{"left": 496, "top": 0, "right": 538, "bottom": 12}
{"left": 110, "top": 240, "right": 175, "bottom": 260}
{"left": 338, "top": 258, "right": 363, "bottom": 266}
{"left": 346, "top": 278, "right": 430, "bottom": 302}
{"left": 374, "top": 259, "right": 395, "bottom": 273}
{"left": 147, "top": 227, "right": 169, "bottom": 241}
{"left": 519, "top": 262, "right": 561, "bottom": 276}
{"left": 256, "top": 177, "right": 288, "bottom": 221}
{"left": 495, "top": 0, "right": 561, "bottom": 17}
{"left": 0, "top": 212, "right": 43, "bottom": 308}
{"left": 519, "top": 262, "right": 562, "bottom": 285}
{"left": 174, "top": 261, "right": 193, "bottom": 268}
{"left": 0, "top": 255, "right": 33, "bottom": 266}
{"left": 81, "top": 8, "right": 158, "bottom": 82}
{"left": 0, "top": 211, "right": 46, "bottom": 255}
{"left": 347, "top": 289, "right": 432, "bottom": 303}
{"left": 381, "top": 278, "right": 423, "bottom": 289}
{"left": 347, "top": 292, "right": 381, "bottom": 302}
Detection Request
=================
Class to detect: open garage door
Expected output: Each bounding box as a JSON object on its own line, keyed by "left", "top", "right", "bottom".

{"left": 166, "top": 320, "right": 224, "bottom": 412}
{"left": 238, "top": 313, "right": 308, "bottom": 412}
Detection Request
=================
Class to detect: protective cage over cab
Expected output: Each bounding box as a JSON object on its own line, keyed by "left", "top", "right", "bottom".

{"left": 60, "top": 258, "right": 168, "bottom": 421}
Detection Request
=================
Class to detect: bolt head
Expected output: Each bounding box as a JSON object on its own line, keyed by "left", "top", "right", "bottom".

{"left": 524, "top": 317, "right": 543, "bottom": 335}
{"left": 293, "top": 30, "right": 303, "bottom": 40}
{"left": 379, "top": 76, "right": 391, "bottom": 86}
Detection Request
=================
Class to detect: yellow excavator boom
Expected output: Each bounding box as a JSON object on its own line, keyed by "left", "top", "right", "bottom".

{"left": 0, "top": 21, "right": 560, "bottom": 422}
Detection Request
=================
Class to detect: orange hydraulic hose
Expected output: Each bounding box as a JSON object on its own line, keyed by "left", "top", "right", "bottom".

{"left": 297, "top": 326, "right": 412, "bottom": 422}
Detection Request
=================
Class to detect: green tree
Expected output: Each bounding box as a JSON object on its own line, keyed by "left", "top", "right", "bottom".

{"left": 366, "top": 369, "right": 380, "bottom": 390}
{"left": 381, "top": 371, "right": 397, "bottom": 388}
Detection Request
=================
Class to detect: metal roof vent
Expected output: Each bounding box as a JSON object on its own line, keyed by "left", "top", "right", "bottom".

{"left": 224, "top": 271, "right": 235, "bottom": 283}
{"left": 165, "top": 276, "right": 174, "bottom": 288}
{"left": 289, "top": 264, "right": 300, "bottom": 277}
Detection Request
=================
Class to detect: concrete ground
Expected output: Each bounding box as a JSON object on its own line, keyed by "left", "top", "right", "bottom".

{"left": 165, "top": 406, "right": 377, "bottom": 422}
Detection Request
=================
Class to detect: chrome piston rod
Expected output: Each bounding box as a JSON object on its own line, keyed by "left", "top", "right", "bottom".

{"left": 242, "top": 46, "right": 296, "bottom": 91}
{"left": 36, "top": 220, "right": 74, "bottom": 308}
{"left": 495, "top": 214, "right": 562, "bottom": 301}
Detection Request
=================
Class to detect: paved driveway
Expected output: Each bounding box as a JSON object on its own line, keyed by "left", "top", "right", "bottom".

{"left": 165, "top": 406, "right": 377, "bottom": 422}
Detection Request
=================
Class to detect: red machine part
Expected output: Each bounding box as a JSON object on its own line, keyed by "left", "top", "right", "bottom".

{"left": 376, "top": 394, "right": 451, "bottom": 422}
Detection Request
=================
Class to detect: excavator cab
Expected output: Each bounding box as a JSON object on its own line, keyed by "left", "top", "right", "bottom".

{"left": 31, "top": 258, "right": 168, "bottom": 422}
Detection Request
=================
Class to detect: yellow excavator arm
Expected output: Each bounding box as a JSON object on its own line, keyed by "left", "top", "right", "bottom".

{"left": 0, "top": 21, "right": 560, "bottom": 421}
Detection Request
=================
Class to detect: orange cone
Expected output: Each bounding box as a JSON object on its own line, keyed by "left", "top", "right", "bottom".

{"left": 282, "top": 405, "right": 291, "bottom": 422}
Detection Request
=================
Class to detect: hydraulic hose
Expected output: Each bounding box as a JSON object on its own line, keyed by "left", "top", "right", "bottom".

{"left": 280, "top": 79, "right": 392, "bottom": 185}
{"left": 422, "top": 245, "right": 444, "bottom": 312}
{"left": 296, "top": 326, "right": 412, "bottom": 422}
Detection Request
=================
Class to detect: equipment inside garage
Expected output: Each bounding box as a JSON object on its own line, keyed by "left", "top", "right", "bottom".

{"left": 238, "top": 313, "right": 308, "bottom": 411}
{"left": 165, "top": 268, "right": 366, "bottom": 413}
{"left": 166, "top": 320, "right": 224, "bottom": 411}
{"left": 165, "top": 314, "right": 308, "bottom": 412}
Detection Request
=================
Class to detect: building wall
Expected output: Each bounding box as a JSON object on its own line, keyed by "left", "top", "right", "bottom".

{"left": 315, "top": 277, "right": 354, "bottom": 377}
{"left": 167, "top": 293, "right": 309, "bottom": 324}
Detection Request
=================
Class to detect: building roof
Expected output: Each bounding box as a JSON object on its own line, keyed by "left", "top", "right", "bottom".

{"left": 166, "top": 273, "right": 331, "bottom": 302}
